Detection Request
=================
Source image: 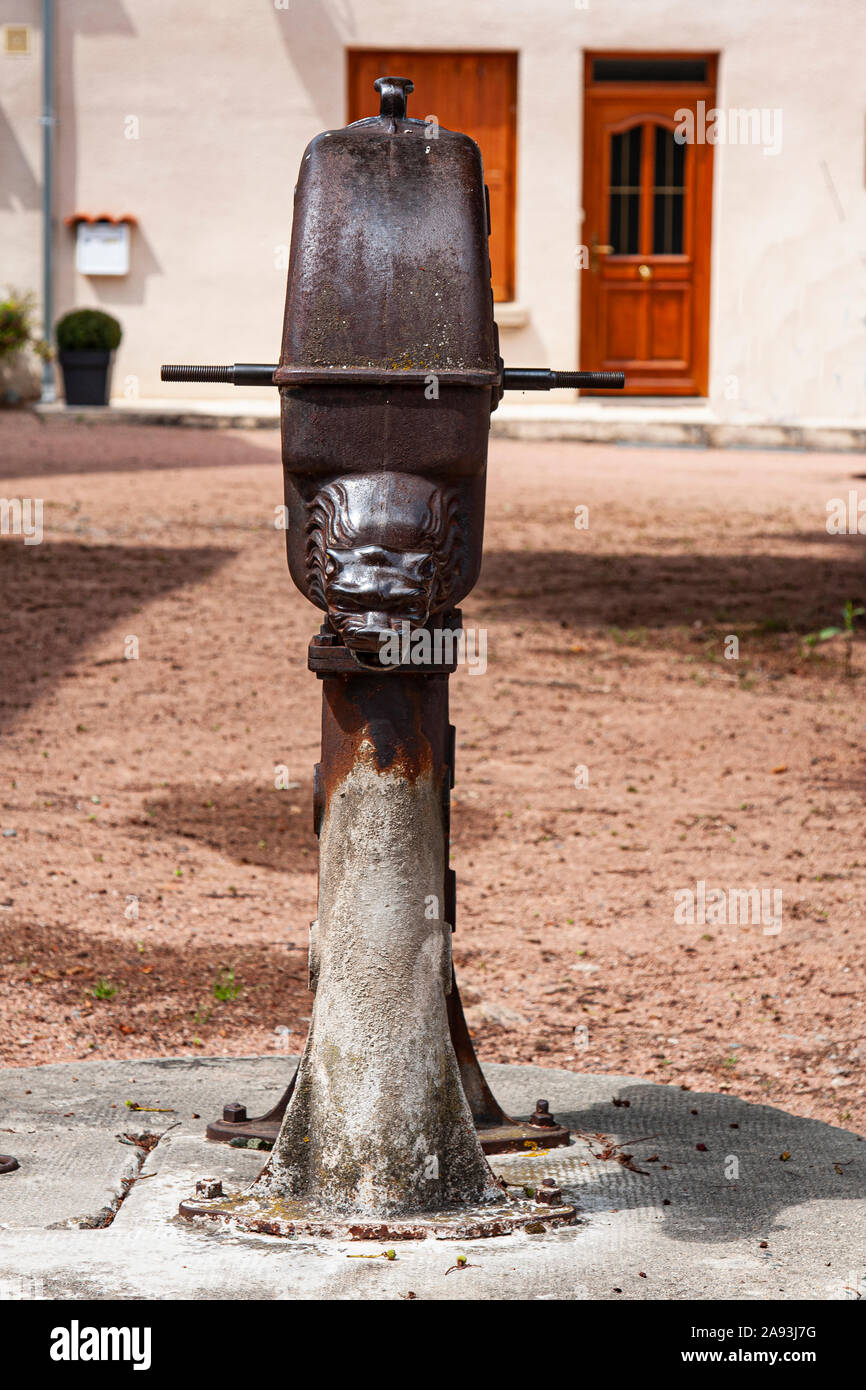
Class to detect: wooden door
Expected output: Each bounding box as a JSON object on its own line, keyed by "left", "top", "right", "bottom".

{"left": 348, "top": 50, "right": 517, "bottom": 302}
{"left": 580, "top": 54, "right": 716, "bottom": 394}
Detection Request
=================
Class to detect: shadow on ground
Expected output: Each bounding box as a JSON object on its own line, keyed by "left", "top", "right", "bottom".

{"left": 476, "top": 548, "right": 866, "bottom": 632}
{"left": 510, "top": 1078, "right": 866, "bottom": 1247}
{"left": 132, "top": 778, "right": 318, "bottom": 869}
{"left": 0, "top": 917, "right": 311, "bottom": 1064}
{"left": 0, "top": 539, "right": 235, "bottom": 722}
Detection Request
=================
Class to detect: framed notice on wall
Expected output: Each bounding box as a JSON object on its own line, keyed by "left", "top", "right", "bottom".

{"left": 75, "top": 221, "right": 131, "bottom": 276}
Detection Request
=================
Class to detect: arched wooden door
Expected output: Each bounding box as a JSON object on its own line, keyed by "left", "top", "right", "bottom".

{"left": 580, "top": 54, "right": 716, "bottom": 395}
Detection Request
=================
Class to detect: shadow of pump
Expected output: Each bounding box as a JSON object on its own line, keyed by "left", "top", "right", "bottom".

{"left": 526, "top": 1076, "right": 866, "bottom": 1247}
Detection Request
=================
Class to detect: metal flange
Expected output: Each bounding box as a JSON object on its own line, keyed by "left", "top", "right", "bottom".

{"left": 178, "top": 1189, "right": 578, "bottom": 1241}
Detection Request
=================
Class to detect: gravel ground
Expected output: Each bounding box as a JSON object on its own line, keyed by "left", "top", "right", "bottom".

{"left": 1, "top": 411, "right": 863, "bottom": 1133}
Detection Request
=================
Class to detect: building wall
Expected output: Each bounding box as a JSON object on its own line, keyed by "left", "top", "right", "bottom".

{"left": 1, "top": 0, "right": 44, "bottom": 394}
{"left": 2, "top": 0, "right": 864, "bottom": 422}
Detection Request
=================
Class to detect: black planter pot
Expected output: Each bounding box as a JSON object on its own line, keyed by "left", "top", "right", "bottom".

{"left": 58, "top": 350, "right": 114, "bottom": 406}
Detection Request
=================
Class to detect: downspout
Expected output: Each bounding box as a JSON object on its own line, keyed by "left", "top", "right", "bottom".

{"left": 39, "top": 0, "right": 56, "bottom": 403}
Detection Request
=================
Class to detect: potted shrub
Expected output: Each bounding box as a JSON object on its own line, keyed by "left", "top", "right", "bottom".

{"left": 56, "top": 308, "right": 121, "bottom": 406}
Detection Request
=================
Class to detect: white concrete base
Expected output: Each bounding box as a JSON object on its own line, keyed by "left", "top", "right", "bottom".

{"left": 1, "top": 1057, "right": 864, "bottom": 1300}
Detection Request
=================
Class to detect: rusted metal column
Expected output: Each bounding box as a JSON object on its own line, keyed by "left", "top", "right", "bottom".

{"left": 251, "top": 671, "right": 498, "bottom": 1215}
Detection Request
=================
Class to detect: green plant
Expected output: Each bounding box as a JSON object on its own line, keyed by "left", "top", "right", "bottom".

{"left": 92, "top": 977, "right": 117, "bottom": 1000}
{"left": 213, "top": 967, "right": 240, "bottom": 1003}
{"left": 804, "top": 600, "right": 864, "bottom": 676}
{"left": 56, "top": 308, "right": 122, "bottom": 353}
{"left": 0, "top": 288, "right": 50, "bottom": 362}
{"left": 0, "top": 289, "right": 34, "bottom": 359}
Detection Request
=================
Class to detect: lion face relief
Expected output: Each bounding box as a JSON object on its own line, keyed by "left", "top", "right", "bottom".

{"left": 305, "top": 474, "right": 459, "bottom": 652}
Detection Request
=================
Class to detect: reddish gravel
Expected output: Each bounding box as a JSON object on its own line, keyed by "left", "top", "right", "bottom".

{"left": 1, "top": 412, "right": 863, "bottom": 1133}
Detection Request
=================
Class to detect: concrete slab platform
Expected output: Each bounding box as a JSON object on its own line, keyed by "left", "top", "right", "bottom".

{"left": 1, "top": 1057, "right": 863, "bottom": 1300}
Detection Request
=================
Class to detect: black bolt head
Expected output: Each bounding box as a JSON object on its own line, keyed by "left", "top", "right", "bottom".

{"left": 529, "top": 1098, "right": 557, "bottom": 1128}
{"left": 223, "top": 1102, "right": 247, "bottom": 1124}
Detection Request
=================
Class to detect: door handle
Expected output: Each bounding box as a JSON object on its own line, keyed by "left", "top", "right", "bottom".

{"left": 590, "top": 238, "right": 615, "bottom": 273}
{"left": 638, "top": 263, "right": 653, "bottom": 280}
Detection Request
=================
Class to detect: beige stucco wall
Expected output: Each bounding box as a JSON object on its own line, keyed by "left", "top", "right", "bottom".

{"left": 1, "top": 0, "right": 43, "bottom": 396}
{"left": 2, "top": 0, "right": 864, "bottom": 422}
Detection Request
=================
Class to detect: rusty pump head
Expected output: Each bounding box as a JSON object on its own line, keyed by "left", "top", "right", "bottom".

{"left": 168, "top": 76, "right": 623, "bottom": 1241}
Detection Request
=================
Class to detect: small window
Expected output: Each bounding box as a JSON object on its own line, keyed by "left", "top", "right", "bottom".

{"left": 592, "top": 57, "right": 707, "bottom": 83}
{"left": 652, "top": 126, "right": 686, "bottom": 254}
{"left": 608, "top": 127, "right": 642, "bottom": 254}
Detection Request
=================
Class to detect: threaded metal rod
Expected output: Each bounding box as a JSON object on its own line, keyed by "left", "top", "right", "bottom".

{"left": 160, "top": 364, "right": 626, "bottom": 390}
{"left": 502, "top": 369, "right": 625, "bottom": 390}
{"left": 160, "top": 363, "right": 275, "bottom": 386}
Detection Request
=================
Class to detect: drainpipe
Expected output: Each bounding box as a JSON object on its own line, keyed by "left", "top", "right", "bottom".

{"left": 39, "top": 0, "right": 56, "bottom": 404}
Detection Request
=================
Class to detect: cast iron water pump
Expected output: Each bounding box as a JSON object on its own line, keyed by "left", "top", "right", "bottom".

{"left": 166, "top": 76, "right": 623, "bottom": 1238}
